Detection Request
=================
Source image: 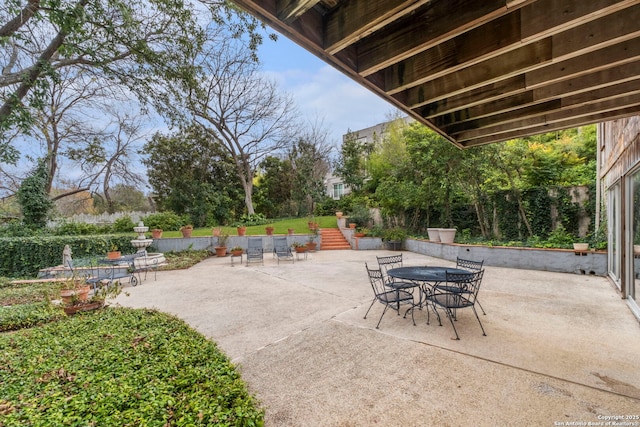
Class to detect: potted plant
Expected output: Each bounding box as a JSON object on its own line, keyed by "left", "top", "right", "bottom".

{"left": 151, "top": 228, "right": 163, "bottom": 239}
{"left": 288, "top": 228, "right": 295, "bottom": 235}
{"left": 212, "top": 227, "right": 222, "bottom": 237}
{"left": 180, "top": 224, "right": 193, "bottom": 238}
{"left": 230, "top": 246, "right": 243, "bottom": 256}
{"left": 291, "top": 241, "right": 307, "bottom": 253}
{"left": 214, "top": 231, "right": 229, "bottom": 257}
{"left": 354, "top": 227, "right": 369, "bottom": 238}
{"left": 383, "top": 227, "right": 407, "bottom": 251}
{"left": 265, "top": 226, "right": 274, "bottom": 235}
{"left": 237, "top": 225, "right": 247, "bottom": 236}
{"left": 107, "top": 244, "right": 121, "bottom": 259}
{"left": 62, "top": 279, "right": 122, "bottom": 316}
{"left": 306, "top": 228, "right": 319, "bottom": 251}
{"left": 60, "top": 277, "right": 91, "bottom": 306}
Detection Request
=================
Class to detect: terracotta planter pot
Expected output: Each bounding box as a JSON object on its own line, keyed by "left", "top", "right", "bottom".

{"left": 231, "top": 249, "right": 243, "bottom": 256}
{"left": 295, "top": 247, "right": 307, "bottom": 253}
{"left": 181, "top": 228, "right": 193, "bottom": 238}
{"left": 60, "top": 285, "right": 90, "bottom": 305}
{"left": 265, "top": 227, "right": 274, "bottom": 235}
{"left": 63, "top": 301, "right": 103, "bottom": 316}
{"left": 354, "top": 232, "right": 365, "bottom": 238}
{"left": 306, "top": 242, "right": 317, "bottom": 251}
{"left": 237, "top": 227, "right": 246, "bottom": 236}
{"left": 215, "top": 246, "right": 227, "bottom": 257}
{"left": 151, "top": 229, "right": 163, "bottom": 239}
{"left": 288, "top": 228, "right": 295, "bottom": 235}
{"left": 107, "top": 251, "right": 121, "bottom": 259}
{"left": 349, "top": 223, "right": 356, "bottom": 229}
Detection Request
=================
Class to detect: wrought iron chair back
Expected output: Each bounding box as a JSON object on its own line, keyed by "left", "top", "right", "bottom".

{"left": 455, "top": 257, "right": 486, "bottom": 314}
{"left": 364, "top": 263, "right": 416, "bottom": 329}
{"left": 376, "top": 254, "right": 403, "bottom": 285}
{"left": 426, "top": 269, "right": 485, "bottom": 340}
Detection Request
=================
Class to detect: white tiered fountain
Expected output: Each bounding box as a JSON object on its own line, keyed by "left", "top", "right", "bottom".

{"left": 131, "top": 221, "right": 166, "bottom": 270}
{"left": 132, "top": 221, "right": 153, "bottom": 254}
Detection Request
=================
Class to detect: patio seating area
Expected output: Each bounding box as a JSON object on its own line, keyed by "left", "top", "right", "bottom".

{"left": 114, "top": 249, "right": 640, "bottom": 426}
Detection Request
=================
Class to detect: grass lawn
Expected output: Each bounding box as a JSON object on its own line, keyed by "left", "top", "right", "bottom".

{"left": 162, "top": 215, "right": 338, "bottom": 238}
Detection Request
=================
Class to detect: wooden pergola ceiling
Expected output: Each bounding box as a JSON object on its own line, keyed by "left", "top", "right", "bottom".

{"left": 231, "top": 0, "right": 640, "bottom": 148}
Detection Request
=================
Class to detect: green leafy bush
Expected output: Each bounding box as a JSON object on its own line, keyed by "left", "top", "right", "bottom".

{"left": 0, "top": 308, "right": 264, "bottom": 426}
{"left": 141, "top": 211, "right": 185, "bottom": 231}
{"left": 236, "top": 213, "right": 268, "bottom": 226}
{"left": 52, "top": 220, "right": 102, "bottom": 235}
{"left": 112, "top": 216, "right": 136, "bottom": 232}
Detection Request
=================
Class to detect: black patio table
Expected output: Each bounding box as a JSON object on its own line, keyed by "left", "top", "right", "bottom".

{"left": 387, "top": 266, "right": 472, "bottom": 306}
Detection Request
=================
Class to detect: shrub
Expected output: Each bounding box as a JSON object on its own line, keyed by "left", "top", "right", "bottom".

{"left": 235, "top": 213, "right": 268, "bottom": 226}
{"left": 141, "top": 211, "right": 185, "bottom": 231}
{"left": 112, "top": 216, "right": 136, "bottom": 232}
{"left": 51, "top": 220, "right": 101, "bottom": 236}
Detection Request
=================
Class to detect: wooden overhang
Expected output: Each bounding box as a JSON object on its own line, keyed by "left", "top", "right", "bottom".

{"left": 230, "top": 0, "right": 640, "bottom": 148}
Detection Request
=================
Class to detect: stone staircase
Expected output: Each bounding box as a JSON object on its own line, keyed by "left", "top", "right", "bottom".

{"left": 320, "top": 228, "right": 351, "bottom": 250}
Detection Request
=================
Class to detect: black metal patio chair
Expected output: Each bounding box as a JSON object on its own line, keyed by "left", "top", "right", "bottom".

{"left": 425, "top": 269, "right": 486, "bottom": 340}
{"left": 456, "top": 257, "right": 487, "bottom": 315}
{"left": 364, "top": 263, "right": 416, "bottom": 329}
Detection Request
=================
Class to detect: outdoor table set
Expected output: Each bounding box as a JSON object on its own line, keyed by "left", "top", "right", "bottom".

{"left": 366, "top": 256, "right": 487, "bottom": 340}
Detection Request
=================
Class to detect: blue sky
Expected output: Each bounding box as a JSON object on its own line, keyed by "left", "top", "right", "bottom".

{"left": 256, "top": 34, "right": 399, "bottom": 147}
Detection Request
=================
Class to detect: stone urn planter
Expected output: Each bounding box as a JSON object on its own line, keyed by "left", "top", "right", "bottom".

{"left": 438, "top": 228, "right": 457, "bottom": 244}
{"left": 427, "top": 228, "right": 440, "bottom": 242}
{"left": 573, "top": 243, "right": 589, "bottom": 251}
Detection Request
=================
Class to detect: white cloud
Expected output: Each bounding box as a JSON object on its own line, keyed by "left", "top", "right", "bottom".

{"left": 263, "top": 65, "right": 399, "bottom": 145}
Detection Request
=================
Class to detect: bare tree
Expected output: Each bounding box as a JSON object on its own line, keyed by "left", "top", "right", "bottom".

{"left": 187, "top": 35, "right": 300, "bottom": 214}
{"left": 66, "top": 107, "right": 147, "bottom": 213}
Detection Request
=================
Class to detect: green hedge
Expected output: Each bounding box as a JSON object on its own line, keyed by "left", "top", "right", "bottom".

{"left": 0, "top": 235, "right": 138, "bottom": 278}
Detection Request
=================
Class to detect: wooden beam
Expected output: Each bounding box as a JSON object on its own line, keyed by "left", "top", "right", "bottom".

{"left": 355, "top": 0, "right": 509, "bottom": 76}
{"left": 435, "top": 58, "right": 640, "bottom": 127}
{"left": 324, "top": 0, "right": 430, "bottom": 54}
{"left": 459, "top": 105, "right": 640, "bottom": 147}
{"left": 380, "top": 0, "right": 636, "bottom": 95}
{"left": 454, "top": 94, "right": 640, "bottom": 142}
{"left": 277, "top": 0, "right": 321, "bottom": 24}
{"left": 400, "top": 40, "right": 553, "bottom": 108}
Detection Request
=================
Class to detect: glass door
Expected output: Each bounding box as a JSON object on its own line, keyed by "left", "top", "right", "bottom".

{"left": 608, "top": 183, "right": 621, "bottom": 287}
{"left": 627, "top": 172, "right": 640, "bottom": 312}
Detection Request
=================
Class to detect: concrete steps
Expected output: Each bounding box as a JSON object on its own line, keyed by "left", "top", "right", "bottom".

{"left": 320, "top": 228, "right": 351, "bottom": 250}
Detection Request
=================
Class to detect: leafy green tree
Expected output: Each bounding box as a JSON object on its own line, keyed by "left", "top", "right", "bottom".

{"left": 254, "top": 156, "right": 294, "bottom": 218}
{"left": 334, "top": 130, "right": 370, "bottom": 194}
{"left": 142, "top": 125, "right": 242, "bottom": 226}
{"left": 16, "top": 158, "right": 53, "bottom": 228}
{"left": 0, "top": 0, "right": 264, "bottom": 135}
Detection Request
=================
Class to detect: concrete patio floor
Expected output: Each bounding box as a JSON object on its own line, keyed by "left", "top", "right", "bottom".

{"left": 114, "top": 250, "right": 640, "bottom": 426}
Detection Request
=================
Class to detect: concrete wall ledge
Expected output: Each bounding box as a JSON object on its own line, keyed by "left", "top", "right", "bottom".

{"left": 150, "top": 235, "right": 607, "bottom": 276}
{"left": 405, "top": 238, "right": 607, "bottom": 276}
